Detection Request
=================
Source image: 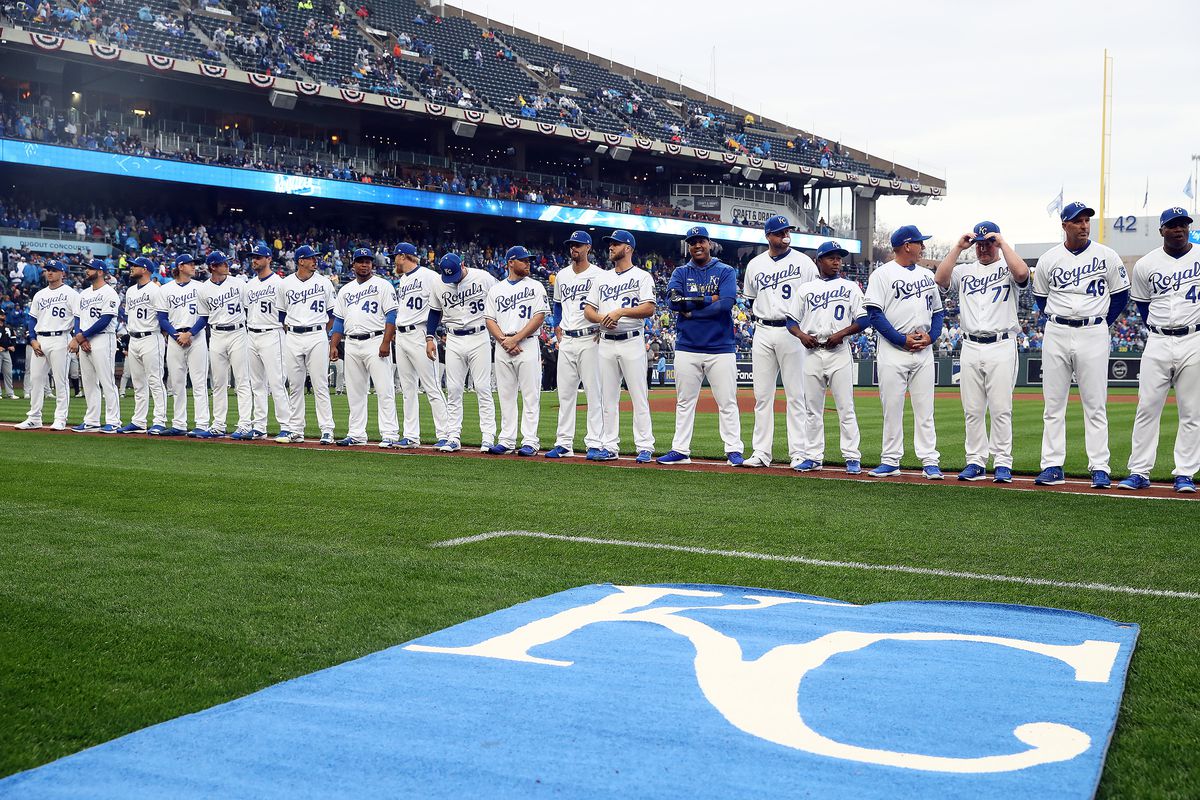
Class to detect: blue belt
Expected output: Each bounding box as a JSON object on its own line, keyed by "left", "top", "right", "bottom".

{"left": 754, "top": 317, "right": 787, "bottom": 327}
{"left": 347, "top": 330, "right": 383, "bottom": 340}
{"left": 451, "top": 325, "right": 486, "bottom": 336}
{"left": 290, "top": 325, "right": 323, "bottom": 334}
{"left": 601, "top": 330, "right": 641, "bottom": 341}
{"left": 1148, "top": 324, "right": 1199, "bottom": 337}
{"left": 1050, "top": 316, "right": 1103, "bottom": 327}
{"left": 249, "top": 326, "right": 281, "bottom": 333}
{"left": 35, "top": 330, "right": 68, "bottom": 337}
{"left": 396, "top": 323, "right": 419, "bottom": 333}
{"left": 964, "top": 331, "right": 1011, "bottom": 344}
{"left": 130, "top": 330, "right": 157, "bottom": 339}
{"left": 564, "top": 327, "right": 598, "bottom": 338}
{"left": 212, "top": 323, "right": 244, "bottom": 332}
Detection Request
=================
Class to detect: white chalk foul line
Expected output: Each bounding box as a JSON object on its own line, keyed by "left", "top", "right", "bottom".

{"left": 431, "top": 530, "right": 1200, "bottom": 600}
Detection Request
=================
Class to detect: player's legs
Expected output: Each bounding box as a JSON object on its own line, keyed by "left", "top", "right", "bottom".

{"left": 876, "top": 345, "right": 908, "bottom": 467}
{"left": 670, "top": 349, "right": 703, "bottom": 455}
{"left": 801, "top": 350, "right": 829, "bottom": 462}
{"left": 305, "top": 334, "right": 334, "bottom": 436}
{"left": 443, "top": 339, "right": 469, "bottom": 442}
{"left": 145, "top": 335, "right": 167, "bottom": 429}
{"left": 620, "top": 337, "right": 653, "bottom": 453}
{"left": 577, "top": 342, "right": 602, "bottom": 450}
{"left": 777, "top": 335, "right": 810, "bottom": 463}
{"left": 366, "top": 342, "right": 399, "bottom": 441}
{"left": 828, "top": 347, "right": 861, "bottom": 462}
{"left": 1171, "top": 336, "right": 1200, "bottom": 477}
{"left": 188, "top": 333, "right": 210, "bottom": 430}
{"left": 208, "top": 333, "right": 232, "bottom": 432}
{"left": 1074, "top": 326, "right": 1111, "bottom": 473}
{"left": 554, "top": 340, "right": 582, "bottom": 450}
{"left": 23, "top": 345, "right": 50, "bottom": 423}
{"left": 910, "top": 350, "right": 939, "bottom": 466}
{"left": 227, "top": 333, "right": 252, "bottom": 430}
{"left": 78, "top": 345, "right": 102, "bottom": 427}
{"left": 46, "top": 342, "right": 71, "bottom": 427}
{"left": 596, "top": 340, "right": 622, "bottom": 452}
{"left": 395, "top": 339, "right": 422, "bottom": 441}
{"left": 494, "top": 351, "right": 519, "bottom": 449}
{"left": 1039, "top": 325, "right": 1071, "bottom": 470}
{"left": 959, "top": 342, "right": 988, "bottom": 467}
{"left": 166, "top": 338, "right": 189, "bottom": 430}
{"left": 284, "top": 334, "right": 310, "bottom": 435}
{"left": 985, "top": 340, "right": 1019, "bottom": 469}
{"left": 92, "top": 333, "right": 121, "bottom": 427}
{"left": 1126, "top": 336, "right": 1170, "bottom": 477}
{"left": 250, "top": 330, "right": 291, "bottom": 431}
{"left": 343, "top": 342, "right": 371, "bottom": 441}
{"left": 517, "top": 343, "right": 541, "bottom": 449}
{"left": 749, "top": 331, "right": 780, "bottom": 463}
{"left": 466, "top": 335, "right": 496, "bottom": 446}
{"left": 707, "top": 352, "right": 743, "bottom": 454}
{"left": 406, "top": 333, "right": 450, "bottom": 441}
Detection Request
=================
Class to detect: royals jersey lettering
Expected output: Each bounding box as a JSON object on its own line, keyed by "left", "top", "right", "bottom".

{"left": 29, "top": 285, "right": 79, "bottom": 333}
{"left": 788, "top": 276, "right": 865, "bottom": 341}
{"left": 76, "top": 284, "right": 120, "bottom": 335}
{"left": 430, "top": 268, "right": 497, "bottom": 328}
{"left": 278, "top": 273, "right": 335, "bottom": 328}
{"left": 950, "top": 260, "right": 1025, "bottom": 334}
{"left": 1032, "top": 241, "right": 1129, "bottom": 318}
{"left": 122, "top": 281, "right": 163, "bottom": 334}
{"left": 584, "top": 266, "right": 656, "bottom": 333}
{"left": 197, "top": 277, "right": 248, "bottom": 327}
{"left": 393, "top": 266, "right": 439, "bottom": 327}
{"left": 246, "top": 273, "right": 284, "bottom": 329}
{"left": 334, "top": 276, "right": 399, "bottom": 335}
{"left": 864, "top": 261, "right": 943, "bottom": 336}
{"left": 1131, "top": 247, "right": 1200, "bottom": 328}
{"left": 157, "top": 279, "right": 202, "bottom": 331}
{"left": 742, "top": 249, "right": 818, "bottom": 320}
{"left": 485, "top": 277, "right": 549, "bottom": 335}
{"left": 554, "top": 264, "right": 603, "bottom": 330}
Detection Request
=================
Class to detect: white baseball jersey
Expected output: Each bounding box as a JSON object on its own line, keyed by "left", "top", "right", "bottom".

{"left": 197, "top": 276, "right": 248, "bottom": 327}
{"left": 553, "top": 264, "right": 603, "bottom": 330}
{"left": 1130, "top": 246, "right": 1200, "bottom": 328}
{"left": 277, "top": 272, "right": 335, "bottom": 327}
{"left": 584, "top": 266, "right": 656, "bottom": 333}
{"left": 29, "top": 284, "right": 79, "bottom": 333}
{"left": 430, "top": 268, "right": 497, "bottom": 329}
{"left": 122, "top": 281, "right": 163, "bottom": 334}
{"left": 863, "top": 261, "right": 943, "bottom": 335}
{"left": 246, "top": 273, "right": 284, "bottom": 329}
{"left": 950, "top": 259, "right": 1025, "bottom": 334}
{"left": 1032, "top": 241, "right": 1129, "bottom": 318}
{"left": 485, "top": 277, "right": 549, "bottom": 335}
{"left": 157, "top": 279, "right": 202, "bottom": 332}
{"left": 334, "top": 276, "right": 399, "bottom": 335}
{"left": 788, "top": 276, "right": 866, "bottom": 340}
{"left": 393, "top": 266, "right": 439, "bottom": 327}
{"left": 76, "top": 284, "right": 120, "bottom": 335}
{"left": 742, "top": 249, "right": 818, "bottom": 320}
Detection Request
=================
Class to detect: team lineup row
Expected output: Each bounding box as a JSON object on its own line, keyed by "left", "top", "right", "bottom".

{"left": 13, "top": 207, "right": 1200, "bottom": 493}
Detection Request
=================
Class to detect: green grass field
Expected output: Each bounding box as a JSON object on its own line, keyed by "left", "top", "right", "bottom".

{"left": 1, "top": 388, "right": 1197, "bottom": 797}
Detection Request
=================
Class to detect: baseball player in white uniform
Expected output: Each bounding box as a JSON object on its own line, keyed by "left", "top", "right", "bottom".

{"left": 15, "top": 260, "right": 76, "bottom": 431}
{"left": 1031, "top": 201, "right": 1130, "bottom": 488}
{"left": 785, "top": 241, "right": 867, "bottom": 473}
{"left": 1119, "top": 207, "right": 1199, "bottom": 493}
{"left": 546, "top": 231, "right": 603, "bottom": 459}
{"left": 583, "top": 230, "right": 656, "bottom": 461}
{"left": 156, "top": 253, "right": 211, "bottom": 436}
{"left": 330, "top": 248, "right": 399, "bottom": 447}
{"left": 427, "top": 252, "right": 497, "bottom": 452}
{"left": 68, "top": 259, "right": 122, "bottom": 433}
{"left": 197, "top": 250, "right": 252, "bottom": 438}
{"left": 391, "top": 242, "right": 451, "bottom": 448}
{"left": 935, "top": 221, "right": 1029, "bottom": 483}
{"left": 277, "top": 244, "right": 336, "bottom": 444}
{"left": 243, "top": 243, "right": 291, "bottom": 440}
{"left": 118, "top": 256, "right": 167, "bottom": 434}
{"left": 864, "top": 225, "right": 944, "bottom": 479}
{"left": 484, "top": 245, "right": 549, "bottom": 456}
{"left": 740, "top": 215, "right": 818, "bottom": 468}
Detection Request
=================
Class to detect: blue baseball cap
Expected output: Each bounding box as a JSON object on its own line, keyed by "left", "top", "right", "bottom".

{"left": 392, "top": 242, "right": 418, "bottom": 257}
{"left": 205, "top": 250, "right": 229, "bottom": 266}
{"left": 603, "top": 230, "right": 637, "bottom": 249}
{"left": 685, "top": 225, "right": 710, "bottom": 242}
{"left": 131, "top": 256, "right": 155, "bottom": 270}
{"left": 564, "top": 230, "right": 592, "bottom": 246}
{"left": 43, "top": 259, "right": 65, "bottom": 272}
{"left": 351, "top": 247, "right": 374, "bottom": 261}
{"left": 438, "top": 252, "right": 464, "bottom": 283}
{"left": 1160, "top": 206, "right": 1193, "bottom": 227}
{"left": 173, "top": 253, "right": 195, "bottom": 268}
{"left": 1060, "top": 201, "right": 1095, "bottom": 222}
{"left": 763, "top": 215, "right": 793, "bottom": 235}
{"left": 815, "top": 241, "right": 849, "bottom": 259}
{"left": 971, "top": 221, "right": 1000, "bottom": 243}
{"left": 890, "top": 225, "right": 932, "bottom": 248}
{"left": 505, "top": 245, "right": 533, "bottom": 262}
{"left": 250, "top": 243, "right": 273, "bottom": 258}
{"left": 87, "top": 258, "right": 109, "bottom": 272}
{"left": 294, "top": 244, "right": 317, "bottom": 260}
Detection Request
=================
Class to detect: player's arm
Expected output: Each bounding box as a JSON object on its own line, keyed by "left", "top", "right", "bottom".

{"left": 665, "top": 268, "right": 691, "bottom": 312}
{"left": 550, "top": 300, "right": 563, "bottom": 341}
{"left": 1105, "top": 288, "right": 1130, "bottom": 327}
{"left": 936, "top": 234, "right": 973, "bottom": 290}
{"left": 380, "top": 288, "right": 398, "bottom": 357}
{"left": 76, "top": 311, "right": 115, "bottom": 342}
{"left": 1104, "top": 250, "right": 1131, "bottom": 326}
{"left": 784, "top": 314, "right": 819, "bottom": 350}
{"left": 1031, "top": 255, "right": 1049, "bottom": 316}
{"left": 510, "top": 310, "right": 547, "bottom": 344}
{"left": 26, "top": 311, "right": 44, "bottom": 356}
{"left": 686, "top": 267, "right": 737, "bottom": 318}
{"left": 865, "top": 306, "right": 909, "bottom": 349}
{"left": 329, "top": 315, "right": 344, "bottom": 361}
{"left": 582, "top": 279, "right": 604, "bottom": 325}
{"left": 993, "top": 234, "right": 1029, "bottom": 285}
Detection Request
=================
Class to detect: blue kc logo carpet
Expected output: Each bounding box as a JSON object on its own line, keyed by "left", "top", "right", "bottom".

{"left": 0, "top": 584, "right": 1138, "bottom": 799}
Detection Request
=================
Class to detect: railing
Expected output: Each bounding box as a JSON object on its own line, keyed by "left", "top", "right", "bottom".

{"left": 0, "top": 225, "right": 112, "bottom": 244}
{"left": 671, "top": 183, "right": 808, "bottom": 225}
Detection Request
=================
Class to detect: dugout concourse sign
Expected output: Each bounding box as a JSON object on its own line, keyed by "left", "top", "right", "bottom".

{"left": 0, "top": 584, "right": 1138, "bottom": 799}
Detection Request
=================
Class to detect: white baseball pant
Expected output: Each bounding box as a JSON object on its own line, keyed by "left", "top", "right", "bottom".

{"left": 24, "top": 335, "right": 71, "bottom": 426}
{"left": 597, "top": 334, "right": 653, "bottom": 454}
{"left": 876, "top": 342, "right": 939, "bottom": 467}
{"left": 394, "top": 328, "right": 449, "bottom": 442}
{"left": 494, "top": 339, "right": 541, "bottom": 450}
{"left": 78, "top": 332, "right": 121, "bottom": 427}
{"left": 208, "top": 328, "right": 252, "bottom": 433}
{"left": 671, "top": 349, "right": 743, "bottom": 455}
{"left": 802, "top": 344, "right": 861, "bottom": 462}
{"left": 126, "top": 332, "right": 167, "bottom": 429}
{"left": 555, "top": 333, "right": 602, "bottom": 451}
{"left": 285, "top": 330, "right": 334, "bottom": 437}
{"left": 166, "top": 332, "right": 209, "bottom": 431}
{"left": 960, "top": 338, "right": 1018, "bottom": 469}
{"left": 1040, "top": 321, "right": 1110, "bottom": 472}
{"left": 1127, "top": 331, "right": 1200, "bottom": 478}
{"left": 248, "top": 328, "right": 292, "bottom": 432}
{"left": 344, "top": 334, "right": 398, "bottom": 441}
{"left": 750, "top": 324, "right": 809, "bottom": 464}
{"left": 444, "top": 331, "right": 496, "bottom": 445}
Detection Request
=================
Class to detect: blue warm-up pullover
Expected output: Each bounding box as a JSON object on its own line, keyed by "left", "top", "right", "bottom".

{"left": 667, "top": 258, "right": 738, "bottom": 354}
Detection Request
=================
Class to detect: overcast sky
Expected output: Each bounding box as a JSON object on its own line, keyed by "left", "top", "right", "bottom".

{"left": 450, "top": 0, "right": 1196, "bottom": 246}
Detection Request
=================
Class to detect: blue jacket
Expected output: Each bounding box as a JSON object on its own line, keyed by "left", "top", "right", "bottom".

{"left": 667, "top": 258, "right": 738, "bottom": 354}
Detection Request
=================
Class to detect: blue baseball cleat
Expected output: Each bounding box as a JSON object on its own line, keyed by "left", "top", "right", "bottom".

{"left": 146, "top": 424, "right": 168, "bottom": 435}
{"left": 248, "top": 429, "right": 267, "bottom": 440}
{"left": 336, "top": 437, "right": 366, "bottom": 447}
{"left": 585, "top": 447, "right": 601, "bottom": 460}
{"left": 433, "top": 439, "right": 450, "bottom": 450}
{"left": 868, "top": 464, "right": 900, "bottom": 477}
{"left": 1174, "top": 476, "right": 1196, "bottom": 493}
{"left": 487, "top": 444, "right": 511, "bottom": 455}
{"left": 98, "top": 424, "right": 121, "bottom": 434}
{"left": 993, "top": 466, "right": 1013, "bottom": 483}
{"left": 155, "top": 426, "right": 185, "bottom": 436}
{"left": 187, "top": 428, "right": 216, "bottom": 439}
{"left": 922, "top": 465, "right": 944, "bottom": 480}
{"left": 726, "top": 452, "right": 744, "bottom": 467}
{"left": 71, "top": 423, "right": 100, "bottom": 432}
{"left": 397, "top": 438, "right": 419, "bottom": 448}
{"left": 117, "top": 423, "right": 145, "bottom": 435}
{"left": 544, "top": 446, "right": 573, "bottom": 458}
{"left": 1034, "top": 466, "right": 1065, "bottom": 486}
{"left": 793, "top": 459, "right": 822, "bottom": 472}
{"left": 1118, "top": 474, "right": 1150, "bottom": 491}
{"left": 1091, "top": 470, "right": 1112, "bottom": 489}
{"left": 845, "top": 460, "right": 862, "bottom": 475}
{"left": 517, "top": 445, "right": 537, "bottom": 457}
{"left": 438, "top": 440, "right": 461, "bottom": 452}
{"left": 635, "top": 449, "right": 653, "bottom": 463}
{"left": 656, "top": 450, "right": 691, "bottom": 465}
{"left": 594, "top": 448, "right": 618, "bottom": 461}
{"left": 957, "top": 463, "right": 986, "bottom": 481}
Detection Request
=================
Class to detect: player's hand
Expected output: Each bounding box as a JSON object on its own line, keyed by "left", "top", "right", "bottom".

{"left": 985, "top": 232, "right": 1006, "bottom": 247}
{"left": 600, "top": 310, "right": 621, "bottom": 329}
{"left": 957, "top": 233, "right": 974, "bottom": 250}
{"left": 502, "top": 335, "right": 520, "bottom": 352}
{"left": 826, "top": 332, "right": 845, "bottom": 348}
{"left": 796, "top": 332, "right": 820, "bottom": 349}
{"left": 425, "top": 339, "right": 437, "bottom": 360}
{"left": 81, "top": 339, "right": 92, "bottom": 354}
{"left": 904, "top": 332, "right": 922, "bottom": 351}
{"left": 176, "top": 331, "right": 192, "bottom": 347}
{"left": 67, "top": 338, "right": 79, "bottom": 354}
{"left": 377, "top": 342, "right": 390, "bottom": 358}
{"left": 328, "top": 343, "right": 339, "bottom": 362}
{"left": 31, "top": 341, "right": 44, "bottom": 357}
